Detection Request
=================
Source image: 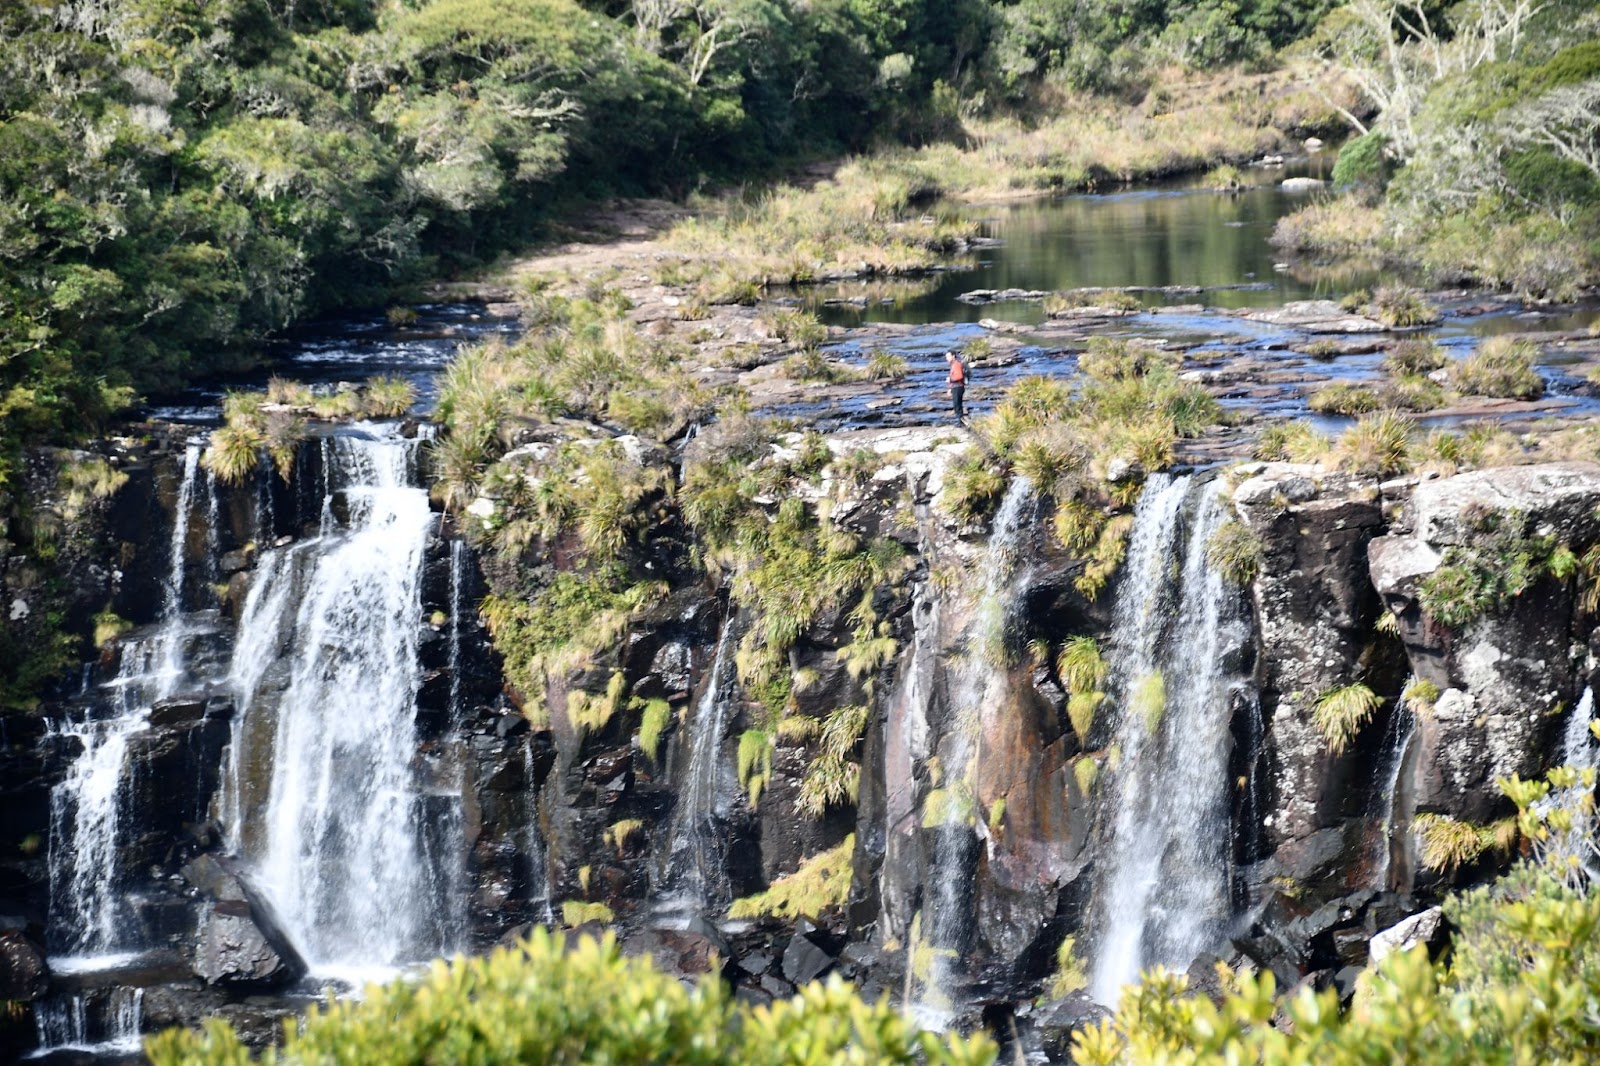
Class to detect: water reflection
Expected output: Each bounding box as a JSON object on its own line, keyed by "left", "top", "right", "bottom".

{"left": 814, "top": 156, "right": 1357, "bottom": 326}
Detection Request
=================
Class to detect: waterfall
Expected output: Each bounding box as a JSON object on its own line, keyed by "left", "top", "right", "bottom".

{"left": 1372, "top": 688, "right": 1417, "bottom": 891}
{"left": 656, "top": 620, "right": 737, "bottom": 923}
{"left": 46, "top": 441, "right": 203, "bottom": 964}
{"left": 448, "top": 539, "right": 467, "bottom": 716}
{"left": 522, "top": 744, "right": 555, "bottom": 926}
{"left": 231, "top": 426, "right": 463, "bottom": 979}
{"left": 911, "top": 477, "right": 1034, "bottom": 1027}
{"left": 30, "top": 986, "right": 143, "bottom": 1058}
{"left": 1088, "top": 476, "right": 1249, "bottom": 1004}
{"left": 1564, "top": 687, "right": 1595, "bottom": 770}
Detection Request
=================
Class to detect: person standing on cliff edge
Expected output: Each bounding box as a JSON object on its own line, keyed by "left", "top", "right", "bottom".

{"left": 945, "top": 350, "right": 967, "bottom": 423}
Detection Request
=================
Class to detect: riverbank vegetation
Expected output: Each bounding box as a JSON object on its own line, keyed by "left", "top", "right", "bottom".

{"left": 1273, "top": 0, "right": 1600, "bottom": 296}
{"left": 0, "top": 0, "right": 1369, "bottom": 489}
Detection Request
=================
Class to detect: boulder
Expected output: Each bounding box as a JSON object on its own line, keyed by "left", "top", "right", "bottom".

{"left": 781, "top": 930, "right": 837, "bottom": 986}
{"left": 0, "top": 929, "right": 48, "bottom": 1000}
{"left": 1369, "top": 906, "right": 1445, "bottom": 963}
{"left": 181, "top": 856, "right": 305, "bottom": 989}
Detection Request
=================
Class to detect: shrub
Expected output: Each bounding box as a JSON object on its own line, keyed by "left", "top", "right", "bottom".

{"left": 1331, "top": 131, "right": 1393, "bottom": 189}
{"left": 1308, "top": 382, "right": 1381, "bottom": 415}
{"left": 148, "top": 930, "right": 991, "bottom": 1066}
{"left": 1313, "top": 682, "right": 1381, "bottom": 754}
{"left": 1207, "top": 519, "right": 1263, "bottom": 585}
{"left": 1417, "top": 508, "right": 1566, "bottom": 628}
{"left": 1448, "top": 337, "right": 1544, "bottom": 400}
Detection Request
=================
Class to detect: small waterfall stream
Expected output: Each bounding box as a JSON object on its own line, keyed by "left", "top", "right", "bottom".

{"left": 1372, "top": 687, "right": 1417, "bottom": 891}
{"left": 911, "top": 477, "right": 1034, "bottom": 1026}
{"left": 46, "top": 442, "right": 205, "bottom": 966}
{"left": 1088, "top": 476, "right": 1249, "bottom": 1004}
{"left": 1564, "top": 686, "right": 1596, "bottom": 770}
{"left": 231, "top": 426, "right": 464, "bottom": 979}
{"left": 656, "top": 620, "right": 738, "bottom": 923}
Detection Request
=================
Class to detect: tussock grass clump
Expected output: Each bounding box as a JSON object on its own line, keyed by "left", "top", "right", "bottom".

{"left": 864, "top": 351, "right": 909, "bottom": 381}
{"left": 1050, "top": 936, "right": 1089, "bottom": 997}
{"left": 798, "top": 704, "right": 870, "bottom": 817}
{"left": 1332, "top": 411, "right": 1414, "bottom": 477}
{"left": 57, "top": 456, "right": 129, "bottom": 519}
{"left": 1313, "top": 682, "right": 1381, "bottom": 754}
{"left": 1413, "top": 813, "right": 1500, "bottom": 873}
{"left": 1383, "top": 339, "right": 1449, "bottom": 376}
{"left": 1204, "top": 164, "right": 1244, "bottom": 190}
{"left": 1378, "top": 374, "right": 1447, "bottom": 413}
{"left": 1131, "top": 670, "right": 1166, "bottom": 732}
{"left": 1045, "top": 289, "right": 1142, "bottom": 315}
{"left": 782, "top": 348, "right": 857, "bottom": 384}
{"left": 1367, "top": 285, "right": 1442, "bottom": 329}
{"left": 728, "top": 835, "right": 854, "bottom": 920}
{"left": 560, "top": 901, "right": 615, "bottom": 927}
{"left": 1207, "top": 519, "right": 1263, "bottom": 585}
{"left": 1254, "top": 419, "right": 1331, "bottom": 463}
{"left": 636, "top": 699, "right": 672, "bottom": 763}
{"left": 364, "top": 376, "right": 418, "bottom": 417}
{"left": 1448, "top": 337, "right": 1544, "bottom": 400}
{"left": 940, "top": 452, "right": 1007, "bottom": 525}
{"left": 1308, "top": 382, "right": 1381, "bottom": 415}
{"left": 760, "top": 308, "right": 827, "bottom": 348}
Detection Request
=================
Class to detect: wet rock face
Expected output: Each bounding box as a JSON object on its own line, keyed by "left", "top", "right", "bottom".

{"left": 1232, "top": 465, "right": 1387, "bottom": 853}
{"left": 1368, "top": 464, "right": 1600, "bottom": 822}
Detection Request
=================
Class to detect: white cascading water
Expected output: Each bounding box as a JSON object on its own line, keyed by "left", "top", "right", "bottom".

{"left": 231, "top": 427, "right": 463, "bottom": 979}
{"left": 912, "top": 476, "right": 1034, "bottom": 1027}
{"left": 1372, "top": 685, "right": 1417, "bottom": 891}
{"left": 1564, "top": 686, "right": 1595, "bottom": 770}
{"left": 30, "top": 987, "right": 143, "bottom": 1058}
{"left": 46, "top": 442, "right": 204, "bottom": 965}
{"left": 657, "top": 620, "right": 737, "bottom": 922}
{"left": 1089, "top": 476, "right": 1248, "bottom": 1004}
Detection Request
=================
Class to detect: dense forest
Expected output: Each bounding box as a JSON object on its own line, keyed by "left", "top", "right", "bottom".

{"left": 0, "top": 0, "right": 1362, "bottom": 477}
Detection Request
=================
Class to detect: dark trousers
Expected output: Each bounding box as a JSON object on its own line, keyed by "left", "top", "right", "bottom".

{"left": 950, "top": 384, "right": 965, "bottom": 420}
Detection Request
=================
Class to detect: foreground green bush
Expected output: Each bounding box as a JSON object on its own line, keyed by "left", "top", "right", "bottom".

{"left": 147, "top": 930, "right": 995, "bottom": 1066}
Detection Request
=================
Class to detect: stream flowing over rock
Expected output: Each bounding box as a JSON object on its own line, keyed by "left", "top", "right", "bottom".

{"left": 6, "top": 417, "right": 1600, "bottom": 1061}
